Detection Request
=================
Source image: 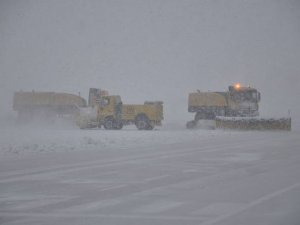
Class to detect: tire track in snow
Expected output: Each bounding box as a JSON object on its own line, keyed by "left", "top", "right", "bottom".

{"left": 200, "top": 182, "right": 300, "bottom": 225}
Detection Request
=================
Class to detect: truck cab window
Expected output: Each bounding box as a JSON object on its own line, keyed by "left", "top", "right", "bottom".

{"left": 100, "top": 98, "right": 110, "bottom": 107}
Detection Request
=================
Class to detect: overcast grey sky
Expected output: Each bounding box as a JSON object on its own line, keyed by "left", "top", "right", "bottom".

{"left": 1, "top": 0, "right": 299, "bottom": 121}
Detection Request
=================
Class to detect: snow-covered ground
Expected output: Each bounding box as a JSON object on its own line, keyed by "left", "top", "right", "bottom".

{"left": 1, "top": 117, "right": 297, "bottom": 157}
{"left": 1, "top": 119, "right": 300, "bottom": 225}
{"left": 0, "top": 120, "right": 227, "bottom": 157}
{"left": 1, "top": 0, "right": 299, "bottom": 224}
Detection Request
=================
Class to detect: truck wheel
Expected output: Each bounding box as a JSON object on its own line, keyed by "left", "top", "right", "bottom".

{"left": 186, "top": 120, "right": 197, "bottom": 129}
{"left": 195, "top": 112, "right": 205, "bottom": 121}
{"left": 145, "top": 124, "right": 154, "bottom": 130}
{"left": 114, "top": 121, "right": 123, "bottom": 130}
{"left": 206, "top": 112, "right": 216, "bottom": 120}
{"left": 104, "top": 117, "right": 114, "bottom": 130}
{"left": 135, "top": 114, "right": 149, "bottom": 130}
{"left": 79, "top": 123, "right": 88, "bottom": 129}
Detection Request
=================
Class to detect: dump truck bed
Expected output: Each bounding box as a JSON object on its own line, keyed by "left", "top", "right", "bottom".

{"left": 13, "top": 92, "right": 86, "bottom": 110}
{"left": 13, "top": 91, "right": 87, "bottom": 117}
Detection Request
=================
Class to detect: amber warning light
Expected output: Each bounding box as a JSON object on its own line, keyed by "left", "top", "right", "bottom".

{"left": 234, "top": 83, "right": 241, "bottom": 89}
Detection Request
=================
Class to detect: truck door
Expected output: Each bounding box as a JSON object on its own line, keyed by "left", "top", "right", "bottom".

{"left": 98, "top": 96, "right": 114, "bottom": 120}
{"left": 114, "top": 96, "right": 123, "bottom": 121}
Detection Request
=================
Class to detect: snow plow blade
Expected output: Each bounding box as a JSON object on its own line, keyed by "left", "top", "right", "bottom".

{"left": 216, "top": 117, "right": 291, "bottom": 131}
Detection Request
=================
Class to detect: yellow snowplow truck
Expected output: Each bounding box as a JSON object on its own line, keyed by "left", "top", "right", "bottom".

{"left": 76, "top": 88, "right": 163, "bottom": 130}
{"left": 187, "top": 84, "right": 291, "bottom": 130}
{"left": 13, "top": 91, "right": 87, "bottom": 121}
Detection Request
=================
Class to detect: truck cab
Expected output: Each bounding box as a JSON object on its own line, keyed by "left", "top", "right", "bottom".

{"left": 228, "top": 85, "right": 260, "bottom": 117}
{"left": 76, "top": 95, "right": 123, "bottom": 129}
{"left": 96, "top": 95, "right": 123, "bottom": 129}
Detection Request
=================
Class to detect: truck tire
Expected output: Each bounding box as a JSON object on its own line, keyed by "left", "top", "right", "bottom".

{"left": 195, "top": 112, "right": 205, "bottom": 121}
{"left": 206, "top": 112, "right": 216, "bottom": 120}
{"left": 135, "top": 114, "right": 150, "bottom": 130}
{"left": 186, "top": 120, "right": 197, "bottom": 129}
{"left": 114, "top": 121, "right": 123, "bottom": 130}
{"left": 104, "top": 117, "right": 114, "bottom": 130}
{"left": 145, "top": 123, "right": 154, "bottom": 130}
{"left": 79, "top": 123, "right": 88, "bottom": 129}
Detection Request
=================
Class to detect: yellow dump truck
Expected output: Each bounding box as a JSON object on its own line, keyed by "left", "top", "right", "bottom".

{"left": 76, "top": 89, "right": 163, "bottom": 130}
{"left": 187, "top": 84, "right": 291, "bottom": 130}
{"left": 13, "top": 91, "right": 87, "bottom": 120}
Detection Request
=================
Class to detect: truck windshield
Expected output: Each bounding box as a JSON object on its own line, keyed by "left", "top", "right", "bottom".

{"left": 232, "top": 91, "right": 258, "bottom": 102}
{"left": 115, "top": 96, "right": 122, "bottom": 105}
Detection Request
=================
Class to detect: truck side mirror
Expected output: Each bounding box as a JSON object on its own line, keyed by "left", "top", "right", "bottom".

{"left": 258, "top": 92, "right": 261, "bottom": 101}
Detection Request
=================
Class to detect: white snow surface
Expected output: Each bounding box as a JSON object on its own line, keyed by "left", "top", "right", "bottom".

{"left": 0, "top": 121, "right": 228, "bottom": 157}
{"left": 1, "top": 1, "right": 300, "bottom": 224}
{"left": 1, "top": 119, "right": 300, "bottom": 225}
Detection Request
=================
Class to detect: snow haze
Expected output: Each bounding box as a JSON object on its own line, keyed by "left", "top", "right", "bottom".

{"left": 1, "top": 1, "right": 300, "bottom": 225}
{"left": 0, "top": 0, "right": 300, "bottom": 122}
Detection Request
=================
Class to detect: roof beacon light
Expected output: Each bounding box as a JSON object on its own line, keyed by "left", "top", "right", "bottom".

{"left": 234, "top": 83, "right": 241, "bottom": 89}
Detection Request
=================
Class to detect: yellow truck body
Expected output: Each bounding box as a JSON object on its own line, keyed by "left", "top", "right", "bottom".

{"left": 122, "top": 102, "right": 163, "bottom": 123}
{"left": 186, "top": 85, "right": 291, "bottom": 130}
{"left": 77, "top": 94, "right": 163, "bottom": 130}
{"left": 188, "top": 92, "right": 227, "bottom": 110}
{"left": 13, "top": 92, "right": 86, "bottom": 109}
{"left": 13, "top": 91, "right": 87, "bottom": 119}
{"left": 188, "top": 86, "right": 260, "bottom": 119}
